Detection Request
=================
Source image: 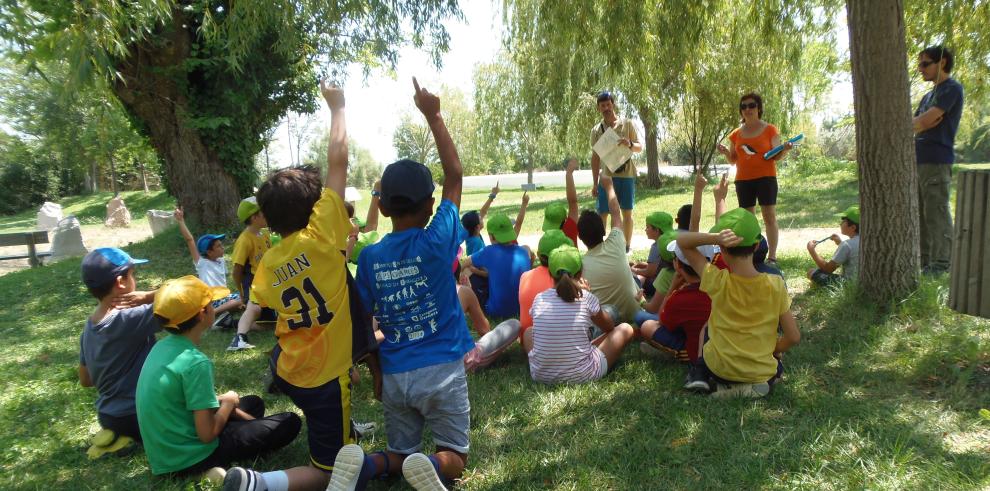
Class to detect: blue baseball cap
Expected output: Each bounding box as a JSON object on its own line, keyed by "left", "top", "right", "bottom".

{"left": 380, "top": 159, "right": 435, "bottom": 210}
{"left": 81, "top": 247, "right": 149, "bottom": 288}
{"left": 196, "top": 234, "right": 226, "bottom": 255}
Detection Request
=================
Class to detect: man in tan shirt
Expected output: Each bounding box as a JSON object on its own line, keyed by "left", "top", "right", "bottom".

{"left": 590, "top": 91, "right": 642, "bottom": 247}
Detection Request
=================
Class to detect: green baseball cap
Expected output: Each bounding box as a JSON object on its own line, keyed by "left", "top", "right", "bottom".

{"left": 487, "top": 213, "right": 517, "bottom": 243}
{"left": 542, "top": 202, "right": 568, "bottom": 231}
{"left": 646, "top": 211, "right": 673, "bottom": 234}
{"left": 351, "top": 231, "right": 380, "bottom": 264}
{"left": 710, "top": 208, "right": 762, "bottom": 247}
{"left": 353, "top": 216, "right": 367, "bottom": 228}
{"left": 657, "top": 231, "right": 678, "bottom": 262}
{"left": 548, "top": 245, "right": 582, "bottom": 278}
{"left": 538, "top": 229, "right": 575, "bottom": 258}
{"left": 835, "top": 205, "right": 860, "bottom": 225}
{"left": 237, "top": 196, "right": 260, "bottom": 223}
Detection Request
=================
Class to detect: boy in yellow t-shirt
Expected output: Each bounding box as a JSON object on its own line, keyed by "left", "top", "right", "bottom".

{"left": 227, "top": 196, "right": 274, "bottom": 351}
{"left": 676, "top": 208, "right": 800, "bottom": 399}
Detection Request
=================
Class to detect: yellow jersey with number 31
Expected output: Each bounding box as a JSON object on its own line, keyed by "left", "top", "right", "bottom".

{"left": 251, "top": 188, "right": 353, "bottom": 388}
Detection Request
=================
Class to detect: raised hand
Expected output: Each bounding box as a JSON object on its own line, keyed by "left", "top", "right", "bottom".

{"left": 173, "top": 206, "right": 185, "bottom": 222}
{"left": 714, "top": 229, "right": 743, "bottom": 249}
{"left": 713, "top": 174, "right": 729, "bottom": 201}
{"left": 566, "top": 158, "right": 579, "bottom": 173}
{"left": 490, "top": 181, "right": 500, "bottom": 196}
{"left": 412, "top": 77, "right": 441, "bottom": 120}
{"left": 694, "top": 172, "right": 707, "bottom": 191}
{"left": 320, "top": 79, "right": 345, "bottom": 111}
{"left": 521, "top": 190, "right": 530, "bottom": 207}
{"left": 717, "top": 143, "right": 730, "bottom": 156}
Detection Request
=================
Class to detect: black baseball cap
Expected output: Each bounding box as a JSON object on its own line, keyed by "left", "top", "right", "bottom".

{"left": 380, "top": 159, "right": 435, "bottom": 210}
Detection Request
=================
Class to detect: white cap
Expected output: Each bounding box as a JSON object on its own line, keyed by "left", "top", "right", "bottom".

{"left": 667, "top": 240, "right": 718, "bottom": 264}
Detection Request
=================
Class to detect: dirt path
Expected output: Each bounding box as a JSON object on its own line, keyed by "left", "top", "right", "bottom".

{"left": 0, "top": 222, "right": 155, "bottom": 277}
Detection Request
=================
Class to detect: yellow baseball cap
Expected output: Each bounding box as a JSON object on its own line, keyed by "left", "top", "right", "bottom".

{"left": 153, "top": 275, "right": 230, "bottom": 328}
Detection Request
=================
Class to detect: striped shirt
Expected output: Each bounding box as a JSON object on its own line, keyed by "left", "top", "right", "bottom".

{"left": 528, "top": 289, "right": 605, "bottom": 384}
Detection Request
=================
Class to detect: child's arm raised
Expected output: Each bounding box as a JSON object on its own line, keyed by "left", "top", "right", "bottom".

{"left": 514, "top": 191, "right": 529, "bottom": 236}
{"left": 565, "top": 158, "right": 580, "bottom": 222}
{"left": 712, "top": 174, "right": 729, "bottom": 223}
{"left": 321, "top": 80, "right": 348, "bottom": 198}
{"left": 413, "top": 77, "right": 462, "bottom": 208}
{"left": 691, "top": 172, "right": 706, "bottom": 232}
{"left": 600, "top": 175, "right": 622, "bottom": 231}
{"left": 676, "top": 230, "right": 741, "bottom": 280}
{"left": 479, "top": 182, "right": 499, "bottom": 222}
{"left": 774, "top": 310, "right": 800, "bottom": 356}
{"left": 174, "top": 207, "right": 200, "bottom": 264}
{"left": 363, "top": 180, "right": 381, "bottom": 233}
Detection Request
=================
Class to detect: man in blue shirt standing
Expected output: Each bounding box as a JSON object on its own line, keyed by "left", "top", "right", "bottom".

{"left": 912, "top": 45, "right": 964, "bottom": 275}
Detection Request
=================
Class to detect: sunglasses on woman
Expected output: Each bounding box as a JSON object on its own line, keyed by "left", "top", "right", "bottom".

{"left": 739, "top": 102, "right": 759, "bottom": 110}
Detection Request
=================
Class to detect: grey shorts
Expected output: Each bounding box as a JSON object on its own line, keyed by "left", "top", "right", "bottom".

{"left": 382, "top": 358, "right": 470, "bottom": 455}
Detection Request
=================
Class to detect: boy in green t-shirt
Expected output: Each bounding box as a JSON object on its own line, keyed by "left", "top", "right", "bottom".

{"left": 677, "top": 208, "right": 801, "bottom": 398}
{"left": 137, "top": 276, "right": 316, "bottom": 490}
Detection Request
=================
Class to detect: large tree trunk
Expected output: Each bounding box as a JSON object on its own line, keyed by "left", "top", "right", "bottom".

{"left": 847, "top": 0, "right": 919, "bottom": 303}
{"left": 110, "top": 9, "right": 239, "bottom": 226}
{"left": 639, "top": 106, "right": 661, "bottom": 188}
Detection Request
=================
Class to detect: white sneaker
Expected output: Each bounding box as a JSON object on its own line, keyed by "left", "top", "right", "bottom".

{"left": 326, "top": 444, "right": 365, "bottom": 491}
{"left": 352, "top": 420, "right": 376, "bottom": 440}
{"left": 222, "top": 467, "right": 266, "bottom": 491}
{"left": 227, "top": 334, "right": 255, "bottom": 351}
{"left": 402, "top": 453, "right": 446, "bottom": 491}
{"left": 710, "top": 382, "right": 771, "bottom": 399}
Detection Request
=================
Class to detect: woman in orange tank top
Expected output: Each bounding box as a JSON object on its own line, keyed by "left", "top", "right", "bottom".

{"left": 716, "top": 92, "right": 793, "bottom": 263}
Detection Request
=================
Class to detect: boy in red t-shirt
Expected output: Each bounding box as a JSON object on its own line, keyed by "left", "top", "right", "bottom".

{"left": 640, "top": 240, "right": 712, "bottom": 362}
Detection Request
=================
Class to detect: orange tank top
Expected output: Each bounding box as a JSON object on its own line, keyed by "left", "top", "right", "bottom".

{"left": 729, "top": 123, "right": 779, "bottom": 181}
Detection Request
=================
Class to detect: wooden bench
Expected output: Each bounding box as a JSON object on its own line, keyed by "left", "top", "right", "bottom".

{"left": 0, "top": 231, "right": 52, "bottom": 268}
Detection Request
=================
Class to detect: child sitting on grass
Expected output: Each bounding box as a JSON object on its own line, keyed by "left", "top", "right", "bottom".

{"left": 174, "top": 207, "right": 243, "bottom": 328}
{"left": 459, "top": 210, "right": 534, "bottom": 318}
{"left": 631, "top": 210, "right": 674, "bottom": 297}
{"left": 639, "top": 240, "right": 712, "bottom": 363}
{"left": 634, "top": 231, "right": 678, "bottom": 327}
{"left": 807, "top": 205, "right": 860, "bottom": 287}
{"left": 227, "top": 197, "right": 273, "bottom": 351}
{"left": 540, "top": 158, "right": 582, "bottom": 245}
{"left": 518, "top": 229, "right": 575, "bottom": 342}
{"left": 78, "top": 247, "right": 156, "bottom": 458}
{"left": 680, "top": 208, "right": 800, "bottom": 398}
{"left": 136, "top": 275, "right": 303, "bottom": 486}
{"left": 523, "top": 245, "right": 635, "bottom": 384}
{"left": 460, "top": 182, "right": 499, "bottom": 255}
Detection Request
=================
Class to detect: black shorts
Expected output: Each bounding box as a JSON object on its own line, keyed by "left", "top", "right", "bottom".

{"left": 810, "top": 268, "right": 842, "bottom": 287}
{"left": 735, "top": 176, "right": 778, "bottom": 208}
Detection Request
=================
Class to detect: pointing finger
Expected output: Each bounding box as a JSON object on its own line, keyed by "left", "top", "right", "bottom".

{"left": 412, "top": 77, "right": 421, "bottom": 93}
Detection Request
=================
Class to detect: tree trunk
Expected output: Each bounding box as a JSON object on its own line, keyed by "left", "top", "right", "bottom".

{"left": 847, "top": 0, "right": 919, "bottom": 303}
{"left": 90, "top": 160, "right": 99, "bottom": 193}
{"left": 138, "top": 159, "right": 149, "bottom": 192}
{"left": 639, "top": 105, "right": 661, "bottom": 188}
{"left": 110, "top": 8, "right": 239, "bottom": 226}
{"left": 108, "top": 152, "right": 118, "bottom": 196}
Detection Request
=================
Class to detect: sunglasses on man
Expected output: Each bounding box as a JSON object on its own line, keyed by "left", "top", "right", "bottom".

{"left": 918, "top": 60, "right": 937, "bottom": 68}
{"left": 739, "top": 102, "right": 759, "bottom": 110}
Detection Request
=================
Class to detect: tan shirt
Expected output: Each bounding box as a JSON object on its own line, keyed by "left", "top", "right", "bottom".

{"left": 590, "top": 117, "right": 640, "bottom": 178}
{"left": 582, "top": 228, "right": 641, "bottom": 323}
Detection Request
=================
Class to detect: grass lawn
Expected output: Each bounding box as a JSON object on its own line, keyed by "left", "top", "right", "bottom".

{"left": 0, "top": 190, "right": 176, "bottom": 234}
{"left": 1, "top": 158, "right": 989, "bottom": 489}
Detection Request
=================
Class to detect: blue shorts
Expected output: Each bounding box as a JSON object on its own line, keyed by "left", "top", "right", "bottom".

{"left": 597, "top": 176, "right": 636, "bottom": 212}
{"left": 382, "top": 359, "right": 470, "bottom": 455}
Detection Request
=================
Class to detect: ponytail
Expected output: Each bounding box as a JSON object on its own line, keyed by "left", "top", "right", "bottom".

{"left": 554, "top": 271, "right": 582, "bottom": 303}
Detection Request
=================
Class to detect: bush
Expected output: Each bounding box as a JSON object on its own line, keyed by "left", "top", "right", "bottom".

{"left": 0, "top": 139, "right": 60, "bottom": 215}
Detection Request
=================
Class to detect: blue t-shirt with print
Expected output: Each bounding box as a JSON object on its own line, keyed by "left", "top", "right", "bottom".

{"left": 464, "top": 235, "right": 485, "bottom": 256}
{"left": 915, "top": 78, "right": 964, "bottom": 164}
{"left": 356, "top": 199, "right": 475, "bottom": 374}
{"left": 470, "top": 243, "right": 531, "bottom": 317}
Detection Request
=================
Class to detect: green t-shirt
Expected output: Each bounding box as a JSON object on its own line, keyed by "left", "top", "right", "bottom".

{"left": 653, "top": 267, "right": 675, "bottom": 295}
{"left": 136, "top": 334, "right": 220, "bottom": 475}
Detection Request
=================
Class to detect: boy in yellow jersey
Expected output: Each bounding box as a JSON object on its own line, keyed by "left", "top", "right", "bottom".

{"left": 228, "top": 196, "right": 273, "bottom": 351}
{"left": 233, "top": 81, "right": 378, "bottom": 491}
{"left": 677, "top": 208, "right": 801, "bottom": 399}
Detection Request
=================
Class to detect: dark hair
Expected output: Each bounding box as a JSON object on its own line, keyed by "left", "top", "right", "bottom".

{"left": 381, "top": 196, "right": 432, "bottom": 219}
{"left": 539, "top": 254, "right": 550, "bottom": 268}
{"left": 724, "top": 243, "right": 759, "bottom": 258}
{"left": 87, "top": 267, "right": 132, "bottom": 300}
{"left": 843, "top": 218, "right": 860, "bottom": 235}
{"left": 577, "top": 209, "right": 605, "bottom": 249}
{"left": 673, "top": 257, "right": 698, "bottom": 278}
{"left": 243, "top": 215, "right": 253, "bottom": 226}
{"left": 920, "top": 45, "right": 954, "bottom": 73}
{"left": 461, "top": 211, "right": 481, "bottom": 236}
{"left": 676, "top": 204, "right": 692, "bottom": 230}
{"left": 597, "top": 91, "right": 614, "bottom": 103}
{"left": 554, "top": 271, "right": 582, "bottom": 303}
{"left": 343, "top": 201, "right": 355, "bottom": 218}
{"left": 257, "top": 166, "right": 322, "bottom": 236}
{"left": 739, "top": 92, "right": 764, "bottom": 121}
{"left": 155, "top": 312, "right": 201, "bottom": 334}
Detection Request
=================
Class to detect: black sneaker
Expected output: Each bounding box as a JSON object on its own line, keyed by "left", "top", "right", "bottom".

{"left": 223, "top": 466, "right": 267, "bottom": 491}
{"left": 227, "top": 333, "right": 255, "bottom": 351}
{"left": 684, "top": 363, "right": 711, "bottom": 392}
{"left": 211, "top": 311, "right": 231, "bottom": 330}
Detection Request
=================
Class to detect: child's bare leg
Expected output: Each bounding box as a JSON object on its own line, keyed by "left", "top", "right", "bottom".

{"left": 597, "top": 323, "right": 635, "bottom": 366}
{"left": 522, "top": 327, "right": 534, "bottom": 353}
{"left": 434, "top": 447, "right": 467, "bottom": 480}
{"left": 282, "top": 466, "right": 330, "bottom": 490}
{"left": 215, "top": 298, "right": 242, "bottom": 315}
{"left": 761, "top": 204, "right": 778, "bottom": 260}
{"left": 237, "top": 302, "right": 262, "bottom": 335}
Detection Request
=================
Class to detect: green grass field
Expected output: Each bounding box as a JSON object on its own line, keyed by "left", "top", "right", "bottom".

{"left": 1, "top": 159, "right": 988, "bottom": 489}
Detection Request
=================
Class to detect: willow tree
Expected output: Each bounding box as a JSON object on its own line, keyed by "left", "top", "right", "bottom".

{"left": 0, "top": 1, "right": 459, "bottom": 225}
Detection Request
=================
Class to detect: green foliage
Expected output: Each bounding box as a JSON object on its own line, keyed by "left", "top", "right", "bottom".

{"left": 304, "top": 136, "right": 382, "bottom": 190}
{"left": 0, "top": 134, "right": 60, "bottom": 215}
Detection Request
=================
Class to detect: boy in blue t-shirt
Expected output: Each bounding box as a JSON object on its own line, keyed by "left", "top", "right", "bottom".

{"left": 459, "top": 213, "right": 533, "bottom": 318}
{"left": 339, "top": 78, "right": 475, "bottom": 490}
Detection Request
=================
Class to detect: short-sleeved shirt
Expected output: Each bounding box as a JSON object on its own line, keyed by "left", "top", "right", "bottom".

{"left": 464, "top": 235, "right": 485, "bottom": 256}
{"left": 357, "top": 199, "right": 475, "bottom": 374}
{"left": 561, "top": 217, "right": 579, "bottom": 245}
{"left": 833, "top": 235, "right": 860, "bottom": 279}
{"left": 519, "top": 266, "right": 555, "bottom": 330}
{"left": 79, "top": 304, "right": 159, "bottom": 417}
{"left": 231, "top": 229, "right": 272, "bottom": 274}
{"left": 652, "top": 267, "right": 675, "bottom": 296}
{"left": 700, "top": 264, "right": 790, "bottom": 383}
{"left": 729, "top": 124, "right": 780, "bottom": 181}
{"left": 528, "top": 290, "right": 603, "bottom": 383}
{"left": 470, "top": 243, "right": 532, "bottom": 317}
{"left": 646, "top": 242, "right": 660, "bottom": 265}
{"left": 195, "top": 257, "right": 228, "bottom": 288}
{"left": 915, "top": 78, "right": 964, "bottom": 164}
{"left": 136, "top": 335, "right": 220, "bottom": 475}
{"left": 252, "top": 188, "right": 355, "bottom": 388}
{"left": 659, "top": 283, "right": 712, "bottom": 362}
{"left": 582, "top": 229, "right": 641, "bottom": 322}
{"left": 590, "top": 117, "right": 640, "bottom": 178}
